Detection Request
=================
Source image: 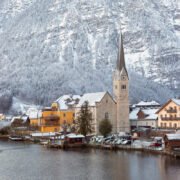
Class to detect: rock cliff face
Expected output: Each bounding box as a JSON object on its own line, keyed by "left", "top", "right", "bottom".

{"left": 0, "top": 0, "right": 179, "bottom": 108}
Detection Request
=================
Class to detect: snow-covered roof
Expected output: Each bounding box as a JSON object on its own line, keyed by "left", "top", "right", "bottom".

{"left": 129, "top": 108, "right": 140, "bottom": 120}
{"left": 55, "top": 95, "right": 81, "bottom": 110}
{"left": 166, "top": 134, "right": 180, "bottom": 140}
{"left": 76, "top": 92, "right": 106, "bottom": 108}
{"left": 66, "top": 133, "right": 85, "bottom": 138}
{"left": 31, "top": 132, "right": 56, "bottom": 137}
{"left": 11, "top": 115, "right": 29, "bottom": 123}
{"left": 26, "top": 108, "right": 42, "bottom": 119}
{"left": 172, "top": 98, "right": 180, "bottom": 106}
{"left": 135, "top": 101, "right": 160, "bottom": 107}
{"left": 129, "top": 108, "right": 159, "bottom": 120}
{"left": 143, "top": 109, "right": 158, "bottom": 120}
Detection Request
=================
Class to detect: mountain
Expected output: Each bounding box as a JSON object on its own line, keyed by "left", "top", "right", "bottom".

{"left": 0, "top": 0, "right": 179, "bottom": 111}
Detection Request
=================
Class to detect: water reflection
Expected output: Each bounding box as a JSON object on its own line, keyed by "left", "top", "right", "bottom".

{"left": 0, "top": 141, "right": 179, "bottom": 180}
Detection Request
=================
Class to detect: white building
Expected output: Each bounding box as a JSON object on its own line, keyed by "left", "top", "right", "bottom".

{"left": 75, "top": 92, "right": 117, "bottom": 134}
{"left": 130, "top": 107, "right": 159, "bottom": 128}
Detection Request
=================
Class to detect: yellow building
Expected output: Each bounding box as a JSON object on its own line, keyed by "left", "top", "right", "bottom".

{"left": 39, "top": 95, "right": 80, "bottom": 133}
{"left": 40, "top": 107, "right": 60, "bottom": 132}
{"left": 156, "top": 99, "right": 180, "bottom": 129}
{"left": 51, "top": 95, "right": 80, "bottom": 125}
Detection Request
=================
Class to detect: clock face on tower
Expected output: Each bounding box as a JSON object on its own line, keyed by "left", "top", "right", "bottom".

{"left": 121, "top": 76, "right": 126, "bottom": 80}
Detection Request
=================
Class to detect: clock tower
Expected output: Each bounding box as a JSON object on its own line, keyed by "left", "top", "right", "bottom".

{"left": 113, "top": 34, "right": 130, "bottom": 133}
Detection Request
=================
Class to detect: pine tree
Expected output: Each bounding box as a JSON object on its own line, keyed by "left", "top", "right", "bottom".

{"left": 99, "top": 117, "right": 112, "bottom": 137}
{"left": 76, "top": 101, "right": 92, "bottom": 136}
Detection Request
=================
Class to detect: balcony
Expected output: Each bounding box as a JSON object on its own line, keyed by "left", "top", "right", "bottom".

{"left": 41, "top": 122, "right": 60, "bottom": 126}
{"left": 44, "top": 115, "right": 59, "bottom": 121}
{"left": 166, "top": 109, "right": 177, "bottom": 113}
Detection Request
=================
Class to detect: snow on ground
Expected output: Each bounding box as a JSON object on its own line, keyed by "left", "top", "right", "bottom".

{"left": 0, "top": 120, "right": 11, "bottom": 130}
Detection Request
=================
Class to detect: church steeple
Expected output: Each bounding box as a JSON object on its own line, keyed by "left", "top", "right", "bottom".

{"left": 116, "top": 34, "right": 128, "bottom": 78}
{"left": 113, "top": 33, "right": 130, "bottom": 133}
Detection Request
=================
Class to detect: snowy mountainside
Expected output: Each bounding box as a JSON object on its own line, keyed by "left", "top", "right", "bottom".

{"left": 0, "top": 0, "right": 179, "bottom": 110}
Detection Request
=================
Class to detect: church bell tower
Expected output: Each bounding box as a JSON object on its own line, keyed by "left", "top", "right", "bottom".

{"left": 113, "top": 34, "right": 130, "bottom": 133}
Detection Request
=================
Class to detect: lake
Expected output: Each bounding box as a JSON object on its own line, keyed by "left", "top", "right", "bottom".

{"left": 0, "top": 141, "right": 179, "bottom": 180}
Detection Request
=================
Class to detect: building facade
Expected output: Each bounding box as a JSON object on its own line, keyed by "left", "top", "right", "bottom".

{"left": 130, "top": 101, "right": 160, "bottom": 129}
{"left": 130, "top": 108, "right": 159, "bottom": 128}
{"left": 156, "top": 99, "right": 180, "bottom": 129}
{"left": 75, "top": 92, "right": 117, "bottom": 134}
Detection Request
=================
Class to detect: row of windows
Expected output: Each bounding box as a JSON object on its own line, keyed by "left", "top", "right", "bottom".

{"left": 160, "top": 122, "right": 177, "bottom": 128}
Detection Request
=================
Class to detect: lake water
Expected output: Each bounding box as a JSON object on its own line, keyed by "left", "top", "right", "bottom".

{"left": 0, "top": 141, "right": 179, "bottom": 180}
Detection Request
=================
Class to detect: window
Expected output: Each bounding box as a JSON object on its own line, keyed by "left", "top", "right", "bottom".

{"left": 164, "top": 123, "right": 166, "bottom": 127}
{"left": 161, "top": 123, "right": 163, "bottom": 127}
{"left": 169, "top": 122, "right": 172, "bottom": 128}
{"left": 174, "top": 123, "right": 177, "bottom": 128}
{"left": 63, "top": 113, "right": 66, "bottom": 117}
{"left": 105, "top": 112, "right": 109, "bottom": 119}
{"left": 115, "top": 85, "right": 117, "bottom": 89}
{"left": 106, "top": 99, "right": 108, "bottom": 103}
{"left": 121, "top": 85, "right": 126, "bottom": 90}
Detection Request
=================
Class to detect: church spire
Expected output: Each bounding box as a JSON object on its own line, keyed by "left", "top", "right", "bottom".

{"left": 116, "top": 34, "right": 128, "bottom": 76}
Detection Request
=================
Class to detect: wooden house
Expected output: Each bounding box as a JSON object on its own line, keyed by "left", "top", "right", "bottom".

{"left": 164, "top": 134, "right": 180, "bottom": 151}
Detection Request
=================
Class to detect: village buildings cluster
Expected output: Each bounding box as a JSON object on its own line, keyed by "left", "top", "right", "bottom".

{"left": 1, "top": 35, "right": 180, "bottom": 135}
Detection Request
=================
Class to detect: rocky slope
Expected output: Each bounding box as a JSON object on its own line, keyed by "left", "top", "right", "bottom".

{"left": 0, "top": 0, "right": 179, "bottom": 110}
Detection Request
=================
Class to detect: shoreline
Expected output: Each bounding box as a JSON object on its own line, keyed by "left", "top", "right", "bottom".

{"left": 88, "top": 144, "right": 180, "bottom": 159}
{"left": 1, "top": 136, "right": 179, "bottom": 159}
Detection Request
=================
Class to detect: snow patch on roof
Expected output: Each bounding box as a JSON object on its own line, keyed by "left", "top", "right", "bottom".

{"left": 135, "top": 101, "right": 160, "bottom": 107}
{"left": 166, "top": 134, "right": 180, "bottom": 140}
{"left": 129, "top": 108, "right": 140, "bottom": 120}
{"left": 172, "top": 99, "right": 180, "bottom": 106}
{"left": 66, "top": 133, "right": 85, "bottom": 138}
{"left": 31, "top": 132, "right": 56, "bottom": 137}
{"left": 130, "top": 108, "right": 159, "bottom": 120}
{"left": 26, "top": 108, "right": 42, "bottom": 119}
{"left": 76, "top": 92, "right": 106, "bottom": 108}
{"left": 55, "top": 95, "right": 81, "bottom": 110}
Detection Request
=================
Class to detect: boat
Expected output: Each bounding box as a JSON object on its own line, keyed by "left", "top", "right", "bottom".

{"left": 9, "top": 135, "right": 25, "bottom": 141}
{"left": 47, "top": 138, "right": 62, "bottom": 148}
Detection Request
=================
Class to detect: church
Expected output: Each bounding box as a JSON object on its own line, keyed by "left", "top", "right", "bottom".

{"left": 35, "top": 34, "right": 130, "bottom": 134}
{"left": 74, "top": 34, "right": 130, "bottom": 134}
